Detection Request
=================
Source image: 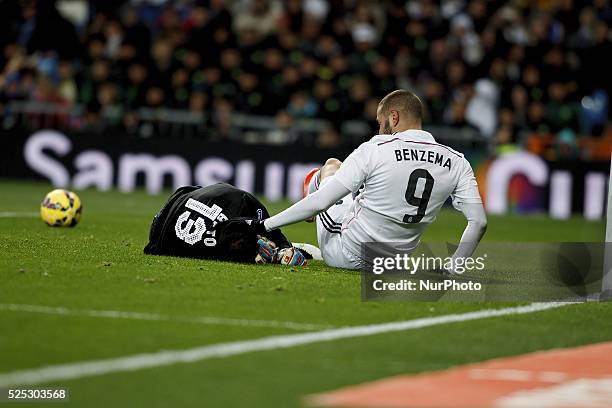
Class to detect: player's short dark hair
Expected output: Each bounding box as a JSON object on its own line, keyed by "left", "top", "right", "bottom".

{"left": 378, "top": 90, "right": 423, "bottom": 122}
{"left": 215, "top": 219, "right": 258, "bottom": 263}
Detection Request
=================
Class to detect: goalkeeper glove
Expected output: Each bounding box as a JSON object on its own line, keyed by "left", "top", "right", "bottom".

{"left": 277, "top": 247, "right": 307, "bottom": 267}
{"left": 255, "top": 237, "right": 277, "bottom": 264}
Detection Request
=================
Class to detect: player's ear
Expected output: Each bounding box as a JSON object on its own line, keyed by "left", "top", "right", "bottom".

{"left": 391, "top": 110, "right": 400, "bottom": 128}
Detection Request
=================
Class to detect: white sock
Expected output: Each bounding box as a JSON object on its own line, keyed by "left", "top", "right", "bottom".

{"left": 307, "top": 170, "right": 320, "bottom": 195}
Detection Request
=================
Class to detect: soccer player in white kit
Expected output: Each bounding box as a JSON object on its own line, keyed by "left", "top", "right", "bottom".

{"left": 253, "top": 90, "right": 487, "bottom": 272}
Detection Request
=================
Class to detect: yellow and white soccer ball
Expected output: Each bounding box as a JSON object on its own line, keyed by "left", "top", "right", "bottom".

{"left": 40, "top": 189, "right": 82, "bottom": 227}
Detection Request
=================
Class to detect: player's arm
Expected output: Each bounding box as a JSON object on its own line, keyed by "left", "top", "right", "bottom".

{"left": 264, "top": 145, "right": 369, "bottom": 232}
{"left": 264, "top": 178, "right": 351, "bottom": 231}
{"left": 448, "top": 159, "right": 487, "bottom": 274}
{"left": 263, "top": 228, "right": 292, "bottom": 249}
{"left": 239, "top": 191, "right": 294, "bottom": 249}
{"left": 451, "top": 201, "right": 487, "bottom": 264}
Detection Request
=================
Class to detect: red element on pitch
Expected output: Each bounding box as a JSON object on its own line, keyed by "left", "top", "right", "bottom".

{"left": 303, "top": 167, "right": 320, "bottom": 223}
{"left": 307, "top": 341, "right": 612, "bottom": 408}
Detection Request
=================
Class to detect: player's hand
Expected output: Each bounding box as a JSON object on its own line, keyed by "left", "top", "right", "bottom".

{"left": 277, "top": 247, "right": 308, "bottom": 267}
{"left": 255, "top": 237, "right": 277, "bottom": 264}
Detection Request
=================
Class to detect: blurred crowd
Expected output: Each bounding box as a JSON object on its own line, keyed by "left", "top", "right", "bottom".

{"left": 0, "top": 0, "right": 610, "bottom": 151}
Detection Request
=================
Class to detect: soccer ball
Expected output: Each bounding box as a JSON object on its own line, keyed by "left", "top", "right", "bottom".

{"left": 40, "top": 189, "right": 82, "bottom": 227}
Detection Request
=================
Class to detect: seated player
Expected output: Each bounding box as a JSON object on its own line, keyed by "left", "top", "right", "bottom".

{"left": 144, "top": 183, "right": 312, "bottom": 266}
{"left": 233, "top": 90, "right": 487, "bottom": 272}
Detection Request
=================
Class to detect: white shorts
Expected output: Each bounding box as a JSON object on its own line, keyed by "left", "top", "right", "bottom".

{"left": 316, "top": 194, "right": 360, "bottom": 269}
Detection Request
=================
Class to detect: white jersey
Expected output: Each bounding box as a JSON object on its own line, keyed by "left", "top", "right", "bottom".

{"left": 332, "top": 129, "right": 482, "bottom": 260}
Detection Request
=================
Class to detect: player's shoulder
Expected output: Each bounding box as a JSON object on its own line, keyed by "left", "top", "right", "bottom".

{"left": 431, "top": 140, "right": 466, "bottom": 161}
{"left": 347, "top": 136, "right": 385, "bottom": 156}
{"left": 367, "top": 133, "right": 393, "bottom": 146}
{"left": 357, "top": 133, "right": 395, "bottom": 153}
{"left": 369, "top": 131, "right": 466, "bottom": 159}
{"left": 428, "top": 141, "right": 472, "bottom": 172}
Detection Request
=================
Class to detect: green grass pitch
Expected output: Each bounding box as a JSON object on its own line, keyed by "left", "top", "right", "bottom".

{"left": 0, "top": 180, "right": 610, "bottom": 407}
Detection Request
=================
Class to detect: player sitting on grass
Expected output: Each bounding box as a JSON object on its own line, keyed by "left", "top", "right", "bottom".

{"left": 144, "top": 183, "right": 311, "bottom": 266}
{"left": 238, "top": 89, "right": 488, "bottom": 273}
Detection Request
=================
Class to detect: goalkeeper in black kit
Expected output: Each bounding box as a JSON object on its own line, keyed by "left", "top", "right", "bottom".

{"left": 144, "top": 183, "right": 310, "bottom": 266}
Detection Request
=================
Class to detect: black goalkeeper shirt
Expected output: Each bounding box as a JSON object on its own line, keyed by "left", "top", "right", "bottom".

{"left": 144, "top": 183, "right": 291, "bottom": 263}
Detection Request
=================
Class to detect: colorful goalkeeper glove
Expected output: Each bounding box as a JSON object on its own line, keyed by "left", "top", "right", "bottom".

{"left": 255, "top": 237, "right": 277, "bottom": 264}
{"left": 277, "top": 247, "right": 307, "bottom": 267}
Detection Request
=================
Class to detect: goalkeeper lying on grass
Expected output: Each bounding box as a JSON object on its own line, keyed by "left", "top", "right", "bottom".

{"left": 144, "top": 183, "right": 315, "bottom": 266}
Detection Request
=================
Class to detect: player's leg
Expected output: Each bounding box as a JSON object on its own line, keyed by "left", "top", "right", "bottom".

{"left": 320, "top": 158, "right": 342, "bottom": 182}
{"left": 303, "top": 158, "right": 342, "bottom": 197}
{"left": 303, "top": 157, "right": 357, "bottom": 268}
{"left": 302, "top": 158, "right": 342, "bottom": 223}
{"left": 314, "top": 179, "right": 357, "bottom": 269}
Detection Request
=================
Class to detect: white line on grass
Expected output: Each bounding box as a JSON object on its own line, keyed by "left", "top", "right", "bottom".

{"left": 0, "top": 302, "right": 570, "bottom": 387}
{"left": 0, "top": 212, "right": 39, "bottom": 218}
{"left": 0, "top": 303, "right": 332, "bottom": 331}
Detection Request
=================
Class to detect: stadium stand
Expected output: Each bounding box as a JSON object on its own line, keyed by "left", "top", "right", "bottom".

{"left": 0, "top": 0, "right": 610, "bottom": 157}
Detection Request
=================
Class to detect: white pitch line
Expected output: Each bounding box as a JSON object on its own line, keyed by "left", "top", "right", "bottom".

{"left": 0, "top": 212, "right": 39, "bottom": 218}
{"left": 0, "top": 304, "right": 332, "bottom": 332}
{"left": 0, "top": 302, "right": 570, "bottom": 387}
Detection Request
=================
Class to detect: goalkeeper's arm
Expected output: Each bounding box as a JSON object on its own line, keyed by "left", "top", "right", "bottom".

{"left": 263, "top": 178, "right": 350, "bottom": 232}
